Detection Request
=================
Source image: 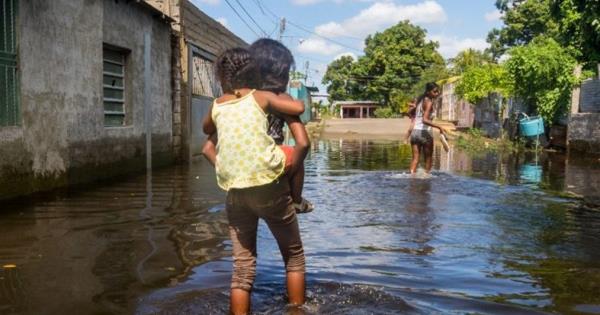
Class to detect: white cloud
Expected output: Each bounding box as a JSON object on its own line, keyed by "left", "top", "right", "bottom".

{"left": 216, "top": 17, "right": 228, "bottom": 28}
{"left": 484, "top": 10, "right": 502, "bottom": 22}
{"left": 315, "top": 1, "right": 447, "bottom": 38}
{"left": 333, "top": 52, "right": 357, "bottom": 60}
{"left": 297, "top": 37, "right": 343, "bottom": 55}
{"left": 192, "top": 0, "right": 220, "bottom": 6}
{"left": 429, "top": 35, "right": 489, "bottom": 59}
{"left": 292, "top": 0, "right": 321, "bottom": 4}
{"left": 292, "top": 0, "right": 375, "bottom": 5}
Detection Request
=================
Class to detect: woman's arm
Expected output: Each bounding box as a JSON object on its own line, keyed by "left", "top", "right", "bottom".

{"left": 406, "top": 118, "right": 415, "bottom": 142}
{"left": 282, "top": 114, "right": 309, "bottom": 174}
{"left": 202, "top": 104, "right": 216, "bottom": 135}
{"left": 422, "top": 98, "right": 447, "bottom": 134}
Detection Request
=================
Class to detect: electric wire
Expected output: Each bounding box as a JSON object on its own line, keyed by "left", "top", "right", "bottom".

{"left": 223, "top": 0, "right": 261, "bottom": 37}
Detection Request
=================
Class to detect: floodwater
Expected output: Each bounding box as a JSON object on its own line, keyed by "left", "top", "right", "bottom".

{"left": 1, "top": 139, "right": 600, "bottom": 314}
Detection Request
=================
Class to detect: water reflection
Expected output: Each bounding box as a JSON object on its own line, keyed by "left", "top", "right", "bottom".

{"left": 1, "top": 139, "right": 599, "bottom": 314}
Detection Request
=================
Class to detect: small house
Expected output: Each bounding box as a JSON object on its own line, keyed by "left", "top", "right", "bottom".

{"left": 334, "top": 101, "right": 380, "bottom": 119}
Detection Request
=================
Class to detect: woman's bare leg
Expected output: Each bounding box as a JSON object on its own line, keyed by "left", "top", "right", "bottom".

{"left": 423, "top": 139, "right": 434, "bottom": 173}
{"left": 410, "top": 144, "right": 420, "bottom": 174}
{"left": 286, "top": 271, "right": 306, "bottom": 305}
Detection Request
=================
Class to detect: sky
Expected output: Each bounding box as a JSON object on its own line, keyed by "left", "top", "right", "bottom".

{"left": 191, "top": 0, "right": 504, "bottom": 100}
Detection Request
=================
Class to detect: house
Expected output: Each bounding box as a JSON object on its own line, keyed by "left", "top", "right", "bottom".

{"left": 568, "top": 68, "right": 600, "bottom": 154}
{"left": 0, "top": 0, "right": 174, "bottom": 200}
{"left": 289, "top": 80, "right": 319, "bottom": 123}
{"left": 334, "top": 101, "right": 380, "bottom": 119}
{"left": 146, "top": 0, "right": 247, "bottom": 160}
{"left": 0, "top": 0, "right": 248, "bottom": 200}
{"left": 438, "top": 77, "right": 474, "bottom": 128}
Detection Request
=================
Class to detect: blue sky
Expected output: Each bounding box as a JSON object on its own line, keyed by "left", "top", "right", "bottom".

{"left": 191, "top": 0, "right": 503, "bottom": 97}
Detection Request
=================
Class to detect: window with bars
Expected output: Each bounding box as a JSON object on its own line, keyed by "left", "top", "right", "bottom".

{"left": 0, "top": 0, "right": 19, "bottom": 127}
{"left": 103, "top": 47, "right": 126, "bottom": 127}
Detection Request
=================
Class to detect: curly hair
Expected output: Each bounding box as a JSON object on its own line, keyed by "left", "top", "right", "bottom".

{"left": 215, "top": 47, "right": 258, "bottom": 94}
{"left": 249, "top": 38, "right": 295, "bottom": 93}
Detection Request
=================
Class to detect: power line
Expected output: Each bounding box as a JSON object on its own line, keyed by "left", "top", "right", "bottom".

{"left": 253, "top": 1, "right": 363, "bottom": 53}
{"left": 286, "top": 20, "right": 362, "bottom": 53}
{"left": 233, "top": 0, "right": 269, "bottom": 36}
{"left": 223, "top": 0, "right": 261, "bottom": 37}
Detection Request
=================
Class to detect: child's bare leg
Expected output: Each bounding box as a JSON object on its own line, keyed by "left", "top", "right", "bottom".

{"left": 286, "top": 271, "right": 305, "bottom": 305}
{"left": 289, "top": 164, "right": 305, "bottom": 204}
{"left": 230, "top": 289, "right": 251, "bottom": 315}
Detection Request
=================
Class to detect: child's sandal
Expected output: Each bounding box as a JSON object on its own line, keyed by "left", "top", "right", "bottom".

{"left": 293, "top": 198, "right": 314, "bottom": 214}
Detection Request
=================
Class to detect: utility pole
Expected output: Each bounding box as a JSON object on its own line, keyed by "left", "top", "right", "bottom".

{"left": 278, "top": 18, "right": 286, "bottom": 42}
{"left": 304, "top": 61, "right": 309, "bottom": 83}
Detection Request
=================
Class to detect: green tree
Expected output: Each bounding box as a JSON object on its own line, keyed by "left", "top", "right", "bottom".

{"left": 357, "top": 21, "right": 444, "bottom": 106}
{"left": 449, "top": 49, "right": 493, "bottom": 75}
{"left": 455, "top": 63, "right": 513, "bottom": 105}
{"left": 488, "top": 0, "right": 600, "bottom": 69}
{"left": 321, "top": 56, "right": 364, "bottom": 102}
{"left": 505, "top": 37, "right": 578, "bottom": 125}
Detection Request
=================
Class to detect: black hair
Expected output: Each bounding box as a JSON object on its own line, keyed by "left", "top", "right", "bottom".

{"left": 215, "top": 47, "right": 258, "bottom": 94}
{"left": 417, "top": 82, "right": 440, "bottom": 105}
{"left": 249, "top": 38, "right": 295, "bottom": 93}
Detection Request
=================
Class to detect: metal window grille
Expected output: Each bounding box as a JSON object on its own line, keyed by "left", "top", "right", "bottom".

{"left": 103, "top": 48, "right": 126, "bottom": 126}
{"left": 0, "top": 0, "right": 19, "bottom": 127}
{"left": 192, "top": 54, "right": 221, "bottom": 97}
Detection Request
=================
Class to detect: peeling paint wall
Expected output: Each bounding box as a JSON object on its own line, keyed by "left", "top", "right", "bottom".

{"left": 0, "top": 0, "right": 173, "bottom": 200}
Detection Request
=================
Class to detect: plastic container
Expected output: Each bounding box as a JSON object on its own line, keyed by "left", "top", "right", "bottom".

{"left": 519, "top": 115, "right": 544, "bottom": 137}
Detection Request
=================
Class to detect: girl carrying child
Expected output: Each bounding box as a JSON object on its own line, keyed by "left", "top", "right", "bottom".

{"left": 202, "top": 47, "right": 308, "bottom": 314}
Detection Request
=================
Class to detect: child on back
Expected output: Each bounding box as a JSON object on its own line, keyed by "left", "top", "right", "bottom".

{"left": 203, "top": 47, "right": 308, "bottom": 315}
{"left": 203, "top": 38, "right": 314, "bottom": 214}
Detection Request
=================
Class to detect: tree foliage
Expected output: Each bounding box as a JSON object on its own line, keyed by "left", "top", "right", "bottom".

{"left": 487, "top": 0, "right": 600, "bottom": 68}
{"left": 322, "top": 21, "right": 444, "bottom": 112}
{"left": 505, "top": 37, "right": 578, "bottom": 125}
{"left": 455, "top": 63, "right": 512, "bottom": 105}
{"left": 321, "top": 56, "right": 364, "bottom": 102}
{"left": 449, "top": 49, "right": 493, "bottom": 75}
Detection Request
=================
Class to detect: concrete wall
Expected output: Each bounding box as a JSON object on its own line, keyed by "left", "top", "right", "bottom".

{"left": 176, "top": 0, "right": 247, "bottom": 160}
{"left": 0, "top": 0, "right": 173, "bottom": 200}
{"left": 568, "top": 76, "right": 600, "bottom": 154}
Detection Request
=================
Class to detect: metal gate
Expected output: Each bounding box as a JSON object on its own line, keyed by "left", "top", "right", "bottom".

{"left": 189, "top": 46, "right": 221, "bottom": 156}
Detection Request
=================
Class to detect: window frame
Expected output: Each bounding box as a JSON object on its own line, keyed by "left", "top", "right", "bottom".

{"left": 102, "top": 44, "right": 129, "bottom": 127}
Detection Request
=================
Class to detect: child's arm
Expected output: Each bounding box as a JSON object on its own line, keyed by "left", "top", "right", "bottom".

{"left": 264, "top": 92, "right": 305, "bottom": 116}
{"left": 282, "top": 114, "right": 309, "bottom": 174}
{"left": 203, "top": 104, "right": 217, "bottom": 135}
{"left": 202, "top": 133, "right": 218, "bottom": 166}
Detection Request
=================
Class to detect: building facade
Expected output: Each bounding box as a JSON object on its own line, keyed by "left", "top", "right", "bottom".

{"left": 0, "top": 0, "right": 174, "bottom": 200}
{"left": 334, "top": 101, "right": 380, "bottom": 119}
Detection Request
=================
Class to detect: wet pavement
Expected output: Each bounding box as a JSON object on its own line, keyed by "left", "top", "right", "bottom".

{"left": 1, "top": 139, "right": 599, "bottom": 314}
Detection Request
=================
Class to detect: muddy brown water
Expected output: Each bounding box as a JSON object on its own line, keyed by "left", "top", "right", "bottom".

{"left": 1, "top": 139, "right": 599, "bottom": 314}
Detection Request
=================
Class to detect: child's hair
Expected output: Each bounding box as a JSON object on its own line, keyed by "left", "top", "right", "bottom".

{"left": 249, "top": 38, "right": 295, "bottom": 93}
{"left": 215, "top": 47, "right": 257, "bottom": 94}
{"left": 407, "top": 98, "right": 417, "bottom": 118}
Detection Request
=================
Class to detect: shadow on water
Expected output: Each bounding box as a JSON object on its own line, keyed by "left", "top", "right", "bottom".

{"left": 1, "top": 139, "right": 600, "bottom": 314}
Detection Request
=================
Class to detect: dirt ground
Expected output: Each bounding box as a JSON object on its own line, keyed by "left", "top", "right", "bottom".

{"left": 320, "top": 118, "right": 455, "bottom": 140}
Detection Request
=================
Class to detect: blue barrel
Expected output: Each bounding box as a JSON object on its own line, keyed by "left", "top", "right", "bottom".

{"left": 519, "top": 116, "right": 544, "bottom": 137}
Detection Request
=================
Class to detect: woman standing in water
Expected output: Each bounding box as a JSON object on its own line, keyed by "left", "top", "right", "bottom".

{"left": 409, "top": 82, "right": 446, "bottom": 174}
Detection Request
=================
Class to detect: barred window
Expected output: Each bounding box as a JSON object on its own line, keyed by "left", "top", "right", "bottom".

{"left": 0, "top": 0, "right": 19, "bottom": 127}
{"left": 103, "top": 47, "right": 127, "bottom": 127}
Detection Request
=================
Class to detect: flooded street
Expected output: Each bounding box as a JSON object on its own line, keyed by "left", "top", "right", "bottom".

{"left": 1, "top": 139, "right": 600, "bottom": 314}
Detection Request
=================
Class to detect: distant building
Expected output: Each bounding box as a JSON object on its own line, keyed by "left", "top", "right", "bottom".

{"left": 334, "top": 101, "right": 380, "bottom": 119}
{"left": 568, "top": 73, "right": 600, "bottom": 154}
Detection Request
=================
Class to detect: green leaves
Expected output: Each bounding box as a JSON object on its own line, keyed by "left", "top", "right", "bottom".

{"left": 322, "top": 21, "right": 445, "bottom": 113}
{"left": 455, "top": 63, "right": 512, "bottom": 104}
{"left": 505, "top": 37, "right": 577, "bottom": 125}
